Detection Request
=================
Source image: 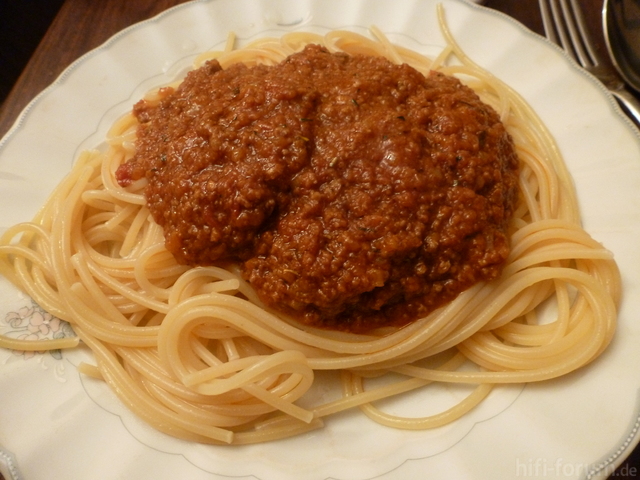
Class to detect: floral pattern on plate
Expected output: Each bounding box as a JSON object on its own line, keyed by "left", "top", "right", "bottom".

{"left": 1, "top": 299, "right": 75, "bottom": 360}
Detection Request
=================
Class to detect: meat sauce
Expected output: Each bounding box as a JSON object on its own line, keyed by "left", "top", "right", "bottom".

{"left": 116, "top": 45, "right": 520, "bottom": 332}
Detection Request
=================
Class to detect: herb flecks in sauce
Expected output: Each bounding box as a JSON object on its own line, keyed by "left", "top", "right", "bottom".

{"left": 116, "top": 45, "right": 519, "bottom": 332}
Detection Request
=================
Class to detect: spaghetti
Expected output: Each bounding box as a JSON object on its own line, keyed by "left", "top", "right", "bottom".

{"left": 0, "top": 8, "right": 620, "bottom": 444}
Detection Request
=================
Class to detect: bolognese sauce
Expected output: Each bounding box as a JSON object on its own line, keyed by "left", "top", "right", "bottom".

{"left": 116, "top": 44, "right": 519, "bottom": 332}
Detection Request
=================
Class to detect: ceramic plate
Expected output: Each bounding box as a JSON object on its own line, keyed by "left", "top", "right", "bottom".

{"left": 2, "top": 1, "right": 640, "bottom": 479}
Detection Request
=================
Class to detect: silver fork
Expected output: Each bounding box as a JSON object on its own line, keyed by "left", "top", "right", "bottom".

{"left": 538, "top": 0, "right": 640, "bottom": 125}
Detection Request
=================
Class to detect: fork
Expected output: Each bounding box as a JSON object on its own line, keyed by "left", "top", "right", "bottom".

{"left": 538, "top": 0, "right": 640, "bottom": 125}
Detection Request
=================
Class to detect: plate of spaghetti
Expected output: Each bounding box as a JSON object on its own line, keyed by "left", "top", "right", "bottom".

{"left": 1, "top": 0, "right": 639, "bottom": 479}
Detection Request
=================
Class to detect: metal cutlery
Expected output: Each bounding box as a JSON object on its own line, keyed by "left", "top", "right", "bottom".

{"left": 538, "top": 0, "right": 640, "bottom": 125}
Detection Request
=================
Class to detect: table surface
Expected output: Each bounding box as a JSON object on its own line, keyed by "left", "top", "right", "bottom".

{"left": 0, "top": 0, "right": 638, "bottom": 479}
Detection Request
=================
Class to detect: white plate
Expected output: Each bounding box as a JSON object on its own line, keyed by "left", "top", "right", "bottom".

{"left": 2, "top": 1, "right": 640, "bottom": 479}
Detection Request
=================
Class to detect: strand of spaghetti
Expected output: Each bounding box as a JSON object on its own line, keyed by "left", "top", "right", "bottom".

{"left": 240, "top": 382, "right": 314, "bottom": 423}
{"left": 323, "top": 30, "right": 389, "bottom": 57}
{"left": 168, "top": 293, "right": 379, "bottom": 355}
{"left": 6, "top": 258, "right": 68, "bottom": 321}
{"left": 165, "top": 320, "right": 317, "bottom": 399}
{"left": 369, "top": 25, "right": 403, "bottom": 64}
{"left": 100, "top": 147, "right": 147, "bottom": 205}
{"left": 348, "top": 370, "right": 495, "bottom": 430}
{"left": 140, "top": 378, "right": 263, "bottom": 427}
{"left": 117, "top": 203, "right": 151, "bottom": 257}
{"left": 106, "top": 110, "right": 138, "bottom": 140}
{"left": 396, "top": 273, "right": 611, "bottom": 383}
{"left": 162, "top": 286, "right": 496, "bottom": 371}
{"left": 485, "top": 281, "right": 554, "bottom": 334}
{"left": 49, "top": 174, "right": 92, "bottom": 287}
{"left": 168, "top": 267, "right": 241, "bottom": 303}
{"left": 0, "top": 222, "right": 52, "bottom": 263}
{"left": 308, "top": 284, "right": 493, "bottom": 370}
{"left": 120, "top": 347, "right": 270, "bottom": 409}
{"left": 386, "top": 42, "right": 434, "bottom": 74}
{"left": 187, "top": 337, "right": 315, "bottom": 422}
{"left": 0, "top": 240, "right": 51, "bottom": 287}
{"left": 103, "top": 203, "right": 138, "bottom": 232}
{"left": 539, "top": 279, "right": 569, "bottom": 344}
{"left": 230, "top": 417, "right": 324, "bottom": 445}
{"left": 484, "top": 256, "right": 613, "bottom": 332}
{"left": 392, "top": 265, "right": 614, "bottom": 370}
{"left": 492, "top": 283, "right": 571, "bottom": 347}
{"left": 63, "top": 282, "right": 160, "bottom": 346}
{"left": 280, "top": 31, "right": 326, "bottom": 53}
{"left": 515, "top": 173, "right": 542, "bottom": 223}
{"left": 215, "top": 48, "right": 289, "bottom": 68}
{"left": 81, "top": 189, "right": 124, "bottom": 214}
{"left": 509, "top": 121, "right": 565, "bottom": 222}
{"left": 79, "top": 250, "right": 169, "bottom": 313}
{"left": 158, "top": 300, "right": 328, "bottom": 362}
{"left": 223, "top": 31, "right": 236, "bottom": 53}
{"left": 75, "top": 325, "right": 235, "bottom": 444}
{"left": 133, "top": 243, "right": 178, "bottom": 300}
{"left": 314, "top": 352, "right": 468, "bottom": 418}
{"left": 181, "top": 351, "right": 310, "bottom": 391}
{"left": 285, "top": 287, "right": 488, "bottom": 357}
{"left": 80, "top": 231, "right": 182, "bottom": 279}
{"left": 364, "top": 284, "right": 496, "bottom": 362}
{"left": 0, "top": 335, "right": 78, "bottom": 351}
{"left": 495, "top": 319, "right": 570, "bottom": 346}
{"left": 508, "top": 221, "right": 613, "bottom": 264}
{"left": 462, "top": 314, "right": 595, "bottom": 368}
{"left": 77, "top": 361, "right": 102, "bottom": 379}
{"left": 68, "top": 253, "right": 139, "bottom": 322}
{"left": 518, "top": 129, "right": 575, "bottom": 225}
{"left": 429, "top": 44, "right": 453, "bottom": 71}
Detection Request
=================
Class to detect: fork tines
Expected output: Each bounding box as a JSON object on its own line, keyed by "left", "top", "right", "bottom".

{"left": 538, "top": 0, "right": 600, "bottom": 69}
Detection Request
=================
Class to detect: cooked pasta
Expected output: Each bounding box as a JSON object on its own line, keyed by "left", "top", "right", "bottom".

{"left": 0, "top": 7, "right": 620, "bottom": 444}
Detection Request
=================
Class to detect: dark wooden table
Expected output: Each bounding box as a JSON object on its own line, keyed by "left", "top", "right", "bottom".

{"left": 0, "top": 0, "right": 637, "bottom": 479}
